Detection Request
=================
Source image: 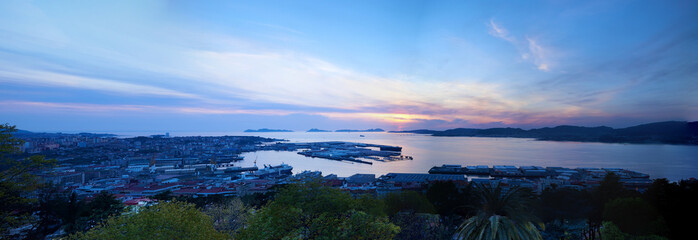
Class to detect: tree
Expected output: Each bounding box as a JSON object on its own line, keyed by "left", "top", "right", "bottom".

{"left": 73, "top": 191, "right": 123, "bottom": 232}
{"left": 152, "top": 190, "right": 174, "bottom": 201}
{"left": 538, "top": 186, "right": 591, "bottom": 222}
{"left": 455, "top": 183, "right": 542, "bottom": 240}
{"left": 643, "top": 178, "right": 698, "bottom": 239}
{"left": 537, "top": 186, "right": 591, "bottom": 239}
{"left": 26, "top": 184, "right": 72, "bottom": 239}
{"left": 582, "top": 172, "right": 637, "bottom": 238}
{"left": 205, "top": 198, "right": 250, "bottom": 235}
{"left": 0, "top": 123, "right": 55, "bottom": 235}
{"left": 600, "top": 221, "right": 629, "bottom": 240}
{"left": 383, "top": 191, "right": 436, "bottom": 216}
{"left": 336, "top": 210, "right": 401, "bottom": 240}
{"left": 603, "top": 197, "right": 666, "bottom": 237}
{"left": 236, "top": 181, "right": 399, "bottom": 240}
{"left": 27, "top": 189, "right": 123, "bottom": 238}
{"left": 63, "top": 192, "right": 87, "bottom": 234}
{"left": 600, "top": 222, "right": 667, "bottom": 240}
{"left": 426, "top": 180, "right": 472, "bottom": 217}
{"left": 391, "top": 212, "right": 451, "bottom": 240}
{"left": 68, "top": 201, "right": 228, "bottom": 240}
{"left": 589, "top": 173, "right": 637, "bottom": 224}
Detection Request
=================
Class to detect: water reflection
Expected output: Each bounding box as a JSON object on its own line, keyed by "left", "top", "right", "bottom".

{"left": 221, "top": 132, "right": 698, "bottom": 181}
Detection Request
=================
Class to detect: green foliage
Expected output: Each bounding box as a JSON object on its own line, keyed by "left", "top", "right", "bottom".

{"left": 383, "top": 191, "right": 436, "bottom": 216}
{"left": 336, "top": 210, "right": 400, "bottom": 240}
{"left": 589, "top": 173, "right": 638, "bottom": 224}
{"left": 477, "top": 184, "right": 536, "bottom": 222}
{"left": 426, "top": 180, "right": 472, "bottom": 217}
{"left": 643, "top": 178, "right": 698, "bottom": 239}
{"left": 600, "top": 221, "right": 626, "bottom": 240}
{"left": 455, "top": 183, "right": 542, "bottom": 240}
{"left": 27, "top": 185, "right": 72, "bottom": 238}
{"left": 457, "top": 215, "right": 542, "bottom": 240}
{"left": 152, "top": 190, "right": 174, "bottom": 201}
{"left": 0, "top": 123, "right": 55, "bottom": 235}
{"left": 237, "top": 203, "right": 302, "bottom": 239}
{"left": 601, "top": 222, "right": 668, "bottom": 240}
{"left": 68, "top": 201, "right": 228, "bottom": 240}
{"left": 541, "top": 219, "right": 588, "bottom": 240}
{"left": 538, "top": 186, "right": 591, "bottom": 222}
{"left": 354, "top": 194, "right": 386, "bottom": 217}
{"left": 391, "top": 212, "right": 451, "bottom": 240}
{"left": 63, "top": 192, "right": 87, "bottom": 233}
{"left": 240, "top": 184, "right": 286, "bottom": 208}
{"left": 603, "top": 197, "right": 666, "bottom": 236}
{"left": 237, "top": 181, "right": 399, "bottom": 240}
{"left": 76, "top": 191, "right": 124, "bottom": 232}
{"left": 205, "top": 198, "right": 250, "bottom": 235}
{"left": 30, "top": 190, "right": 122, "bottom": 238}
{"left": 173, "top": 194, "right": 228, "bottom": 208}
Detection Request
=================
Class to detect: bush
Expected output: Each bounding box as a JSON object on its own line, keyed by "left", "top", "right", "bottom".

{"left": 68, "top": 201, "right": 228, "bottom": 240}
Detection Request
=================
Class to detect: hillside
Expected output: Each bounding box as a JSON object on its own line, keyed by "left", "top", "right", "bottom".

{"left": 417, "top": 121, "right": 698, "bottom": 145}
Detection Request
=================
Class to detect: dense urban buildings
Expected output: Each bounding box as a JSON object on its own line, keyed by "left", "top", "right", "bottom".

{"left": 17, "top": 132, "right": 657, "bottom": 204}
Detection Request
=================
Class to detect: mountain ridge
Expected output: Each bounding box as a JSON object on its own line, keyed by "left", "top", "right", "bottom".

{"left": 394, "top": 121, "right": 698, "bottom": 145}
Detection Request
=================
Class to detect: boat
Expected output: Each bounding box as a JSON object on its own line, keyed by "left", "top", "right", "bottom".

{"left": 223, "top": 166, "right": 259, "bottom": 173}
{"left": 253, "top": 164, "right": 293, "bottom": 178}
{"left": 428, "top": 164, "right": 468, "bottom": 174}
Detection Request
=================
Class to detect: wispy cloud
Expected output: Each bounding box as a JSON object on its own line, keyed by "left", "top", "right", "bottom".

{"left": 526, "top": 38, "right": 551, "bottom": 71}
{"left": 0, "top": 100, "right": 299, "bottom": 116}
{"left": 180, "top": 50, "right": 517, "bottom": 112}
{"left": 0, "top": 69, "right": 204, "bottom": 100}
{"left": 1, "top": 1, "right": 694, "bottom": 130}
{"left": 0, "top": 99, "right": 615, "bottom": 129}
{"left": 487, "top": 19, "right": 515, "bottom": 43}
{"left": 487, "top": 18, "right": 555, "bottom": 72}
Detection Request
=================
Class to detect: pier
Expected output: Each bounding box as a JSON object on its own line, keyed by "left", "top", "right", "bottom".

{"left": 429, "top": 164, "right": 651, "bottom": 181}
{"left": 260, "top": 141, "right": 412, "bottom": 164}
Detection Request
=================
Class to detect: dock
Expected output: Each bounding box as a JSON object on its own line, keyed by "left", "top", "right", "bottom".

{"left": 428, "top": 164, "right": 651, "bottom": 180}
{"left": 260, "top": 141, "right": 412, "bottom": 164}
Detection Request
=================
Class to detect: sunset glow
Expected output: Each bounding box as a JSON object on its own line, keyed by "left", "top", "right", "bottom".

{"left": 0, "top": 0, "right": 696, "bottom": 131}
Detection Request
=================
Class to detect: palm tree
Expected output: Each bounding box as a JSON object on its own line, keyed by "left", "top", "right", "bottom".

{"left": 455, "top": 183, "right": 542, "bottom": 240}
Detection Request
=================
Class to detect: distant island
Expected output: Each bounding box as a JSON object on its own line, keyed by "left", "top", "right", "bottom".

{"left": 12, "top": 130, "right": 117, "bottom": 138}
{"left": 307, "top": 128, "right": 331, "bottom": 132}
{"left": 393, "top": 121, "right": 698, "bottom": 145}
{"left": 244, "top": 128, "right": 294, "bottom": 133}
{"left": 389, "top": 129, "right": 441, "bottom": 134}
{"left": 335, "top": 128, "right": 385, "bottom": 132}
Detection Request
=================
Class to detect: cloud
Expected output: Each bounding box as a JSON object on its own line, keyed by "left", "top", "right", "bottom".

{"left": 527, "top": 38, "right": 552, "bottom": 71}
{"left": 0, "top": 99, "right": 619, "bottom": 130}
{"left": 0, "top": 100, "right": 299, "bottom": 116}
{"left": 179, "top": 50, "right": 520, "bottom": 114}
{"left": 0, "top": 42, "right": 605, "bottom": 129}
{"left": 486, "top": 19, "right": 555, "bottom": 72}
{"left": 0, "top": 68, "right": 204, "bottom": 100}
{"left": 3, "top": 1, "right": 692, "bottom": 131}
{"left": 487, "top": 19, "right": 515, "bottom": 43}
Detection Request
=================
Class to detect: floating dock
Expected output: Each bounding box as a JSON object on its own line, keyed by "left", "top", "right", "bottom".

{"left": 428, "top": 164, "right": 651, "bottom": 180}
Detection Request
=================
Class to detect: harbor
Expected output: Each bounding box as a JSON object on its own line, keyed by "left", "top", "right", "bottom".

{"left": 259, "top": 141, "right": 412, "bottom": 165}
{"left": 428, "top": 164, "right": 652, "bottom": 188}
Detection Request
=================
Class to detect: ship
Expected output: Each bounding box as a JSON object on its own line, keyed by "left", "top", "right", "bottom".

{"left": 428, "top": 164, "right": 469, "bottom": 174}
{"left": 253, "top": 164, "right": 293, "bottom": 178}
{"left": 213, "top": 162, "right": 258, "bottom": 173}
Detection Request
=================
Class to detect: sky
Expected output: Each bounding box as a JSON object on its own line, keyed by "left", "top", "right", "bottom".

{"left": 0, "top": 0, "right": 697, "bottom": 132}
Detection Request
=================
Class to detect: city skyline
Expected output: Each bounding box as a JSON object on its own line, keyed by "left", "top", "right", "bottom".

{"left": 1, "top": 0, "right": 697, "bottom": 132}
